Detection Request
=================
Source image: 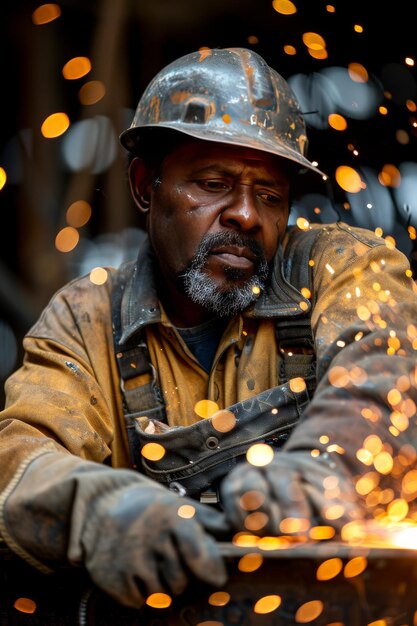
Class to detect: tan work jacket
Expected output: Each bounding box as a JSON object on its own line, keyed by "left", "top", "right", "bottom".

{"left": 1, "top": 221, "right": 417, "bottom": 533}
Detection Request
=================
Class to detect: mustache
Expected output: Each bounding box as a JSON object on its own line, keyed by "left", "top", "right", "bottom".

{"left": 177, "top": 231, "right": 270, "bottom": 315}
{"left": 186, "top": 231, "right": 267, "bottom": 269}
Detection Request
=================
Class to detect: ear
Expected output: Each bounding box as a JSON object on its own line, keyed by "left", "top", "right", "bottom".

{"left": 128, "top": 157, "right": 153, "bottom": 213}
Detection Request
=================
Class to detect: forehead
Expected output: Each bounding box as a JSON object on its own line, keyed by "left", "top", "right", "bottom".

{"left": 162, "top": 137, "right": 291, "bottom": 179}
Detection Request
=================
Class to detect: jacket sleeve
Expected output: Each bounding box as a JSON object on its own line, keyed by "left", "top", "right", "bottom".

{"left": 0, "top": 277, "right": 229, "bottom": 604}
{"left": 0, "top": 272, "right": 132, "bottom": 569}
{"left": 284, "top": 223, "right": 417, "bottom": 510}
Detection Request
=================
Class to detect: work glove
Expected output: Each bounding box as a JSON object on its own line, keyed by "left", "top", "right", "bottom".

{"left": 79, "top": 482, "right": 229, "bottom": 608}
{"left": 2, "top": 451, "right": 229, "bottom": 609}
{"left": 219, "top": 450, "right": 366, "bottom": 536}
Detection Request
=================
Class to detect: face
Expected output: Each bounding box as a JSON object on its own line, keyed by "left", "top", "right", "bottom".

{"left": 131, "top": 138, "right": 291, "bottom": 320}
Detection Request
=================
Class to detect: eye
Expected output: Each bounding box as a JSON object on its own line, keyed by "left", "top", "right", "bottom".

{"left": 258, "top": 191, "right": 283, "bottom": 206}
{"left": 197, "top": 179, "right": 229, "bottom": 191}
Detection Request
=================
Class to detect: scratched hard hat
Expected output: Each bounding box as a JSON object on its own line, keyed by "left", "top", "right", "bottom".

{"left": 120, "top": 47, "right": 325, "bottom": 177}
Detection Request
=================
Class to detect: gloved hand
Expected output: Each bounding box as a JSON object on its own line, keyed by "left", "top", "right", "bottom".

{"left": 2, "top": 451, "right": 229, "bottom": 609}
{"left": 219, "top": 450, "right": 366, "bottom": 536}
{"left": 80, "top": 482, "right": 229, "bottom": 608}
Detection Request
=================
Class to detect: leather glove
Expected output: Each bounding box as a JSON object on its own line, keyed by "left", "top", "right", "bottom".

{"left": 219, "top": 450, "right": 366, "bottom": 536}
{"left": 2, "top": 451, "right": 229, "bottom": 609}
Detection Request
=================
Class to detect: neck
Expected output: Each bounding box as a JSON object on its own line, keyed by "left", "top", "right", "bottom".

{"left": 158, "top": 280, "right": 218, "bottom": 328}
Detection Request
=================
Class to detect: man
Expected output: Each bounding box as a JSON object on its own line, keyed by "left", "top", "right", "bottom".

{"left": 1, "top": 47, "right": 417, "bottom": 610}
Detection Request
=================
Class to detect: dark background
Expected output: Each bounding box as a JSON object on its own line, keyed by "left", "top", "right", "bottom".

{"left": 0, "top": 0, "right": 416, "bottom": 404}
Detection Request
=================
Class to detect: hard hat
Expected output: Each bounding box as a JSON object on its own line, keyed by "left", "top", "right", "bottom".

{"left": 120, "top": 47, "right": 325, "bottom": 177}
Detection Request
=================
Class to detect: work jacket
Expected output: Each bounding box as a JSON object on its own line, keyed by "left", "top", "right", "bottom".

{"left": 1, "top": 221, "right": 417, "bottom": 571}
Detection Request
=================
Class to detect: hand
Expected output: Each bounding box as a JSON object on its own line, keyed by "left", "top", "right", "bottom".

{"left": 2, "top": 451, "right": 229, "bottom": 610}
{"left": 81, "top": 484, "right": 229, "bottom": 608}
{"left": 219, "top": 451, "right": 366, "bottom": 536}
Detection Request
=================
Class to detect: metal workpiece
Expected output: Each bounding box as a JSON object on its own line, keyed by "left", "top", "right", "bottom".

{"left": 3, "top": 539, "right": 417, "bottom": 625}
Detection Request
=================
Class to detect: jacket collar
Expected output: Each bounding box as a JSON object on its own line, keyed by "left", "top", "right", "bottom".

{"left": 119, "top": 237, "right": 162, "bottom": 344}
{"left": 251, "top": 244, "right": 310, "bottom": 318}
{"left": 118, "top": 234, "right": 310, "bottom": 345}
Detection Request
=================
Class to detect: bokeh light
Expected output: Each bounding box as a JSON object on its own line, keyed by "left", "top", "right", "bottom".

{"left": 62, "top": 57, "right": 92, "bottom": 80}
{"left": 246, "top": 443, "right": 274, "bottom": 466}
{"left": 254, "top": 595, "right": 281, "bottom": 614}
{"left": 316, "top": 557, "right": 343, "bottom": 580}
{"left": 41, "top": 113, "right": 70, "bottom": 139}
{"left": 66, "top": 200, "right": 92, "bottom": 228}
{"left": 79, "top": 80, "right": 106, "bottom": 105}
{"left": 62, "top": 116, "right": 117, "bottom": 173}
{"left": 211, "top": 409, "right": 236, "bottom": 432}
{"left": 194, "top": 399, "right": 220, "bottom": 418}
{"left": 238, "top": 552, "right": 263, "bottom": 572}
{"left": 272, "top": 0, "right": 296, "bottom": 15}
{"left": 32, "top": 4, "right": 61, "bottom": 25}
{"left": 178, "top": 504, "right": 196, "bottom": 519}
{"left": 13, "top": 598, "right": 37, "bottom": 614}
{"left": 145, "top": 593, "right": 172, "bottom": 609}
{"left": 0, "top": 167, "right": 6, "bottom": 190}
{"left": 335, "top": 166, "right": 362, "bottom": 193}
{"left": 344, "top": 556, "right": 367, "bottom": 578}
{"left": 55, "top": 226, "right": 79, "bottom": 253}
{"left": 89, "top": 267, "right": 108, "bottom": 285}
{"left": 295, "top": 600, "right": 324, "bottom": 623}
{"left": 208, "top": 591, "right": 230, "bottom": 606}
{"left": 141, "top": 442, "right": 165, "bottom": 461}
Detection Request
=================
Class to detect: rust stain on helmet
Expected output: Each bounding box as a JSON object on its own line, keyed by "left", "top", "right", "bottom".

{"left": 170, "top": 91, "right": 192, "bottom": 104}
{"left": 298, "top": 134, "right": 308, "bottom": 156}
{"left": 149, "top": 95, "right": 160, "bottom": 123}
{"left": 198, "top": 48, "right": 213, "bottom": 62}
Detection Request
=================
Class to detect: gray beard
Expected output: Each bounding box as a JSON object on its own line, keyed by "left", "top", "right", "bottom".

{"left": 178, "top": 232, "right": 269, "bottom": 317}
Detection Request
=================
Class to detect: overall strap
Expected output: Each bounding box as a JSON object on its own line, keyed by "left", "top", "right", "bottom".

{"left": 275, "top": 226, "right": 321, "bottom": 388}
{"left": 112, "top": 263, "right": 167, "bottom": 469}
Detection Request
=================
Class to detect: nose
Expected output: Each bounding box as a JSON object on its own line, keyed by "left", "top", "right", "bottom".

{"left": 219, "top": 184, "right": 261, "bottom": 232}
